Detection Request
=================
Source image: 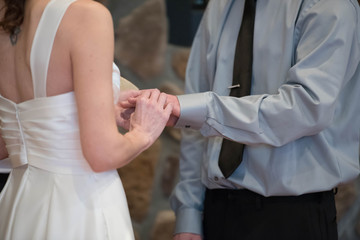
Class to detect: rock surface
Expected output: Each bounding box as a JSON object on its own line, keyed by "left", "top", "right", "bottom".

{"left": 115, "top": 0, "right": 167, "bottom": 80}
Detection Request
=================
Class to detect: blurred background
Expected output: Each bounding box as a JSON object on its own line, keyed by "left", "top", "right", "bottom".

{"left": 97, "top": 0, "right": 360, "bottom": 239}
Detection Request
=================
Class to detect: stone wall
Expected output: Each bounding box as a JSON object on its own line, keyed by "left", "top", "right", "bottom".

{"left": 103, "top": 1, "right": 360, "bottom": 239}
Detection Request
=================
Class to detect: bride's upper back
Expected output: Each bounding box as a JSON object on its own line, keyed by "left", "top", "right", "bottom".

{"left": 0, "top": 0, "right": 90, "bottom": 104}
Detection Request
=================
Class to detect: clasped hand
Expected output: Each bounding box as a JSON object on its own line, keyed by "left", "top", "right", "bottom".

{"left": 115, "top": 89, "right": 180, "bottom": 130}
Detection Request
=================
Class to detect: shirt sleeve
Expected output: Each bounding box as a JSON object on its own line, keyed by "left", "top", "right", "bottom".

{"left": 169, "top": 1, "right": 215, "bottom": 235}
{"left": 176, "top": 1, "right": 359, "bottom": 147}
{"left": 170, "top": 129, "right": 206, "bottom": 236}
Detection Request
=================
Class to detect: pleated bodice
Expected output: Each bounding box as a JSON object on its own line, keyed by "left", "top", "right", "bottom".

{"left": 0, "top": 92, "right": 92, "bottom": 174}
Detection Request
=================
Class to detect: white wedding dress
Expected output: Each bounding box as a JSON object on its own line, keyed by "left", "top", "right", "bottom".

{"left": 0, "top": 0, "right": 134, "bottom": 239}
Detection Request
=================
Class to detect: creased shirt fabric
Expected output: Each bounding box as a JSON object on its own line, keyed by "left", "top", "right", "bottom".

{"left": 170, "top": 0, "right": 360, "bottom": 235}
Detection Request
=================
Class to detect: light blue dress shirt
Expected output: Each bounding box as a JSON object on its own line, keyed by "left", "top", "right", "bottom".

{"left": 170, "top": 0, "right": 360, "bottom": 236}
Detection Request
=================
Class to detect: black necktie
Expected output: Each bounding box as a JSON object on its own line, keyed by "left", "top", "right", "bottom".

{"left": 218, "top": 0, "right": 256, "bottom": 178}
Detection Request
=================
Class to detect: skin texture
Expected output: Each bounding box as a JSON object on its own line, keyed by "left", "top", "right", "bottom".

{"left": 120, "top": 90, "right": 180, "bottom": 127}
{"left": 0, "top": 0, "right": 172, "bottom": 172}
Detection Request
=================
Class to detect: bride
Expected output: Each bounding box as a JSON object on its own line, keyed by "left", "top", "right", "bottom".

{"left": 0, "top": 0, "right": 172, "bottom": 239}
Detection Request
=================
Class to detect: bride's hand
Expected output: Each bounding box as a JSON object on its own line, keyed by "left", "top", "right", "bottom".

{"left": 115, "top": 90, "right": 141, "bottom": 129}
{"left": 130, "top": 89, "right": 172, "bottom": 146}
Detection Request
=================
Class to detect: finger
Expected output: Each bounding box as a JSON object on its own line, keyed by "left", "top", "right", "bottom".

{"left": 118, "top": 90, "right": 140, "bottom": 102}
{"left": 140, "top": 89, "right": 152, "bottom": 99}
{"left": 119, "top": 100, "right": 135, "bottom": 108}
{"left": 129, "top": 96, "right": 138, "bottom": 102}
{"left": 129, "top": 90, "right": 141, "bottom": 97}
{"left": 164, "top": 103, "right": 173, "bottom": 117}
{"left": 149, "top": 89, "right": 160, "bottom": 101}
{"left": 158, "top": 92, "right": 167, "bottom": 107}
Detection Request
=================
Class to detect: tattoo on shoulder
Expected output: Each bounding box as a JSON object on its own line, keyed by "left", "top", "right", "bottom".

{"left": 10, "top": 27, "right": 21, "bottom": 46}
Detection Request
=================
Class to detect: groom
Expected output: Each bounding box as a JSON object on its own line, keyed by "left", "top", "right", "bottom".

{"left": 120, "top": 0, "right": 360, "bottom": 239}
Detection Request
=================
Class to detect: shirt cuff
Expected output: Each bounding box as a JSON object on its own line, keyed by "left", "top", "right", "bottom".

{"left": 174, "top": 208, "right": 203, "bottom": 236}
{"left": 175, "top": 93, "right": 208, "bottom": 130}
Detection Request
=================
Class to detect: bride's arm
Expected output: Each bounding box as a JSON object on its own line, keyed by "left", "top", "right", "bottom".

{"left": 66, "top": 1, "right": 171, "bottom": 172}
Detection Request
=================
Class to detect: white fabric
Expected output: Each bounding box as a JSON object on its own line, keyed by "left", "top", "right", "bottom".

{"left": 0, "top": 158, "right": 11, "bottom": 173}
{"left": 112, "top": 63, "right": 121, "bottom": 103}
{"left": 0, "top": 0, "right": 134, "bottom": 239}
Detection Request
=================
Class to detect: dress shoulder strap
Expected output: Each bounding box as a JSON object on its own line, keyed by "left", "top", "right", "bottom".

{"left": 30, "top": 0, "right": 77, "bottom": 98}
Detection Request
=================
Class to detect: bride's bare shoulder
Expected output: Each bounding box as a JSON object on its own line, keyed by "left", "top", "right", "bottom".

{"left": 68, "top": 0, "right": 111, "bottom": 22}
{"left": 59, "top": 0, "right": 113, "bottom": 42}
{"left": 63, "top": 0, "right": 113, "bottom": 29}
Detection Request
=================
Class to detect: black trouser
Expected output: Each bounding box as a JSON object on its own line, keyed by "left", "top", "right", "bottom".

{"left": 203, "top": 188, "right": 338, "bottom": 240}
{"left": 0, "top": 173, "right": 9, "bottom": 193}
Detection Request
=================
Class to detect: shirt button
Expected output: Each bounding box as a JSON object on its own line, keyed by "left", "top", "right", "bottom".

{"left": 214, "top": 176, "right": 219, "bottom": 181}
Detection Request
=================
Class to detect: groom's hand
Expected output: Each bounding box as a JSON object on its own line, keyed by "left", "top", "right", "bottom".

{"left": 165, "top": 94, "right": 180, "bottom": 127}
